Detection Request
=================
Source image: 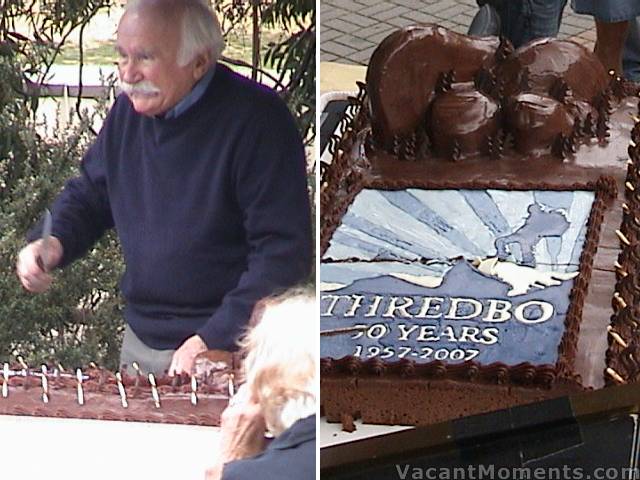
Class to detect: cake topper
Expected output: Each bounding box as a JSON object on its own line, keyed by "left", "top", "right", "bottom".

{"left": 148, "top": 373, "right": 160, "bottom": 409}
{"left": 76, "top": 368, "right": 84, "bottom": 406}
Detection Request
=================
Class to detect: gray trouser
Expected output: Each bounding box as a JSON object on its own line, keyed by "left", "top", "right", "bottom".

{"left": 119, "top": 324, "right": 175, "bottom": 376}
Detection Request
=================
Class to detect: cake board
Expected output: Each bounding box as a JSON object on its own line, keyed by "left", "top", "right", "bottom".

{"left": 0, "top": 414, "right": 220, "bottom": 479}
{"left": 321, "top": 381, "right": 640, "bottom": 478}
{"left": 320, "top": 90, "right": 640, "bottom": 474}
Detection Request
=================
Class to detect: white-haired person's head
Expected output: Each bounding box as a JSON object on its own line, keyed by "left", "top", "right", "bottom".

{"left": 118, "top": 0, "right": 225, "bottom": 116}
{"left": 239, "top": 289, "right": 317, "bottom": 436}
{"left": 125, "top": 0, "right": 225, "bottom": 65}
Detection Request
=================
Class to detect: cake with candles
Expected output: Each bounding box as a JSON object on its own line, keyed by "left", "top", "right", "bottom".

{"left": 0, "top": 352, "right": 237, "bottom": 426}
{"left": 320, "top": 25, "right": 640, "bottom": 426}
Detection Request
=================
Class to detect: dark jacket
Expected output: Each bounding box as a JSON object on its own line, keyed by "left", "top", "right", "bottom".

{"left": 222, "top": 414, "right": 316, "bottom": 480}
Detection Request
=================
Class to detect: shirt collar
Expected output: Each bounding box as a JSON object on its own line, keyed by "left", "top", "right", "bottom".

{"left": 163, "top": 64, "right": 216, "bottom": 119}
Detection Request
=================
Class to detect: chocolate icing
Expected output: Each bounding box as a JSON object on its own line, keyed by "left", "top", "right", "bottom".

{"left": 365, "top": 27, "right": 613, "bottom": 162}
{"left": 320, "top": 26, "right": 636, "bottom": 426}
{"left": 366, "top": 25, "right": 501, "bottom": 147}
{"left": 494, "top": 38, "right": 608, "bottom": 103}
{"left": 427, "top": 83, "right": 500, "bottom": 159}
{"left": 504, "top": 93, "right": 574, "bottom": 155}
{"left": 0, "top": 366, "right": 230, "bottom": 426}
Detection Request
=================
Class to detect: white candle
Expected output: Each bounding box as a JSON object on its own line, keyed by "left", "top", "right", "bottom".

{"left": 41, "top": 365, "right": 49, "bottom": 404}
{"left": 2, "top": 363, "right": 8, "bottom": 398}
{"left": 190, "top": 375, "right": 197, "bottom": 406}
{"left": 116, "top": 372, "right": 128, "bottom": 408}
{"left": 76, "top": 368, "right": 84, "bottom": 406}
{"left": 148, "top": 373, "right": 160, "bottom": 409}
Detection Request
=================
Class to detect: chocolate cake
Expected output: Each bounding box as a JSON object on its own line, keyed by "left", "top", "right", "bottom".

{"left": 0, "top": 354, "right": 236, "bottom": 426}
{"left": 320, "top": 25, "right": 638, "bottom": 426}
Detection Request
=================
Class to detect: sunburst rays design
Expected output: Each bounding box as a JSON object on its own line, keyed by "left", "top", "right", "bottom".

{"left": 322, "top": 189, "right": 595, "bottom": 286}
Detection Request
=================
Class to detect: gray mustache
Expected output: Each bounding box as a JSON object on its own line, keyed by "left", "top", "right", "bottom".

{"left": 120, "top": 81, "right": 161, "bottom": 95}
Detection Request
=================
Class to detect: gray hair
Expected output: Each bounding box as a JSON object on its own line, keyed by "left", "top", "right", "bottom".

{"left": 125, "top": 0, "right": 225, "bottom": 66}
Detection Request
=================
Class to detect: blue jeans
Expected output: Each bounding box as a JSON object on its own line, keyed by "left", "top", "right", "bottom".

{"left": 624, "top": 18, "right": 640, "bottom": 82}
{"left": 497, "top": 0, "right": 568, "bottom": 48}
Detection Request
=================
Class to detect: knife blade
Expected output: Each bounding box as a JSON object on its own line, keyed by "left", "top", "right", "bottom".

{"left": 36, "top": 209, "right": 52, "bottom": 273}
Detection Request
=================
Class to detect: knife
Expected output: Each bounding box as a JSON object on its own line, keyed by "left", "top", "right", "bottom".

{"left": 36, "top": 209, "right": 52, "bottom": 273}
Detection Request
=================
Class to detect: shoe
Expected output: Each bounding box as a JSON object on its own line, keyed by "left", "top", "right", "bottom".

{"left": 468, "top": 4, "right": 501, "bottom": 37}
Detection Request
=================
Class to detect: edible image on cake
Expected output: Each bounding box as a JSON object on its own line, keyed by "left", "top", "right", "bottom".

{"left": 321, "top": 188, "right": 595, "bottom": 367}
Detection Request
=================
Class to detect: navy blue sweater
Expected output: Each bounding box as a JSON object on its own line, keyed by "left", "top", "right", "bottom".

{"left": 29, "top": 65, "right": 312, "bottom": 350}
{"left": 222, "top": 415, "right": 315, "bottom": 480}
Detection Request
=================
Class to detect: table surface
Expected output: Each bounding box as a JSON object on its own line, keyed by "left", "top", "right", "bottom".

{"left": 0, "top": 414, "right": 220, "bottom": 479}
{"left": 320, "top": 62, "right": 365, "bottom": 94}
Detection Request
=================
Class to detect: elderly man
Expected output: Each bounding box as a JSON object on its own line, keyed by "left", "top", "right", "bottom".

{"left": 205, "top": 289, "right": 316, "bottom": 480}
{"left": 16, "top": 0, "right": 312, "bottom": 375}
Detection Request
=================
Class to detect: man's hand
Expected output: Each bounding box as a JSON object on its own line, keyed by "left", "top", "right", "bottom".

{"left": 168, "top": 334, "right": 208, "bottom": 376}
{"left": 16, "top": 237, "right": 63, "bottom": 293}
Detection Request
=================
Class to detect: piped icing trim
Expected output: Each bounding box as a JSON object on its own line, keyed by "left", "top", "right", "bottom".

{"left": 606, "top": 116, "right": 640, "bottom": 385}
{"left": 0, "top": 366, "right": 231, "bottom": 426}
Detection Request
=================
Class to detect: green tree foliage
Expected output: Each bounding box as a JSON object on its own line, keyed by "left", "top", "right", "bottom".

{"left": 262, "top": 0, "right": 315, "bottom": 143}
{"left": 0, "top": 1, "right": 123, "bottom": 369}
{"left": 0, "top": 1, "right": 315, "bottom": 369}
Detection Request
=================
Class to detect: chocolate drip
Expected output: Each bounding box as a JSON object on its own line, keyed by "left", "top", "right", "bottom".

{"left": 474, "top": 67, "right": 496, "bottom": 95}
{"left": 549, "top": 78, "right": 571, "bottom": 103}
{"left": 451, "top": 140, "right": 462, "bottom": 162}
{"left": 495, "top": 36, "right": 514, "bottom": 62}
{"left": 436, "top": 69, "right": 455, "bottom": 93}
{"left": 518, "top": 68, "right": 531, "bottom": 91}
{"left": 488, "top": 130, "right": 506, "bottom": 159}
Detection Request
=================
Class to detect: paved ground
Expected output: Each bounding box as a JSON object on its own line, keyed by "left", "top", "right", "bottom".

{"left": 321, "top": 0, "right": 597, "bottom": 65}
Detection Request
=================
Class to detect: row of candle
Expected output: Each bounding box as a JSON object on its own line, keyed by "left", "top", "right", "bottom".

{"left": 0, "top": 359, "right": 201, "bottom": 408}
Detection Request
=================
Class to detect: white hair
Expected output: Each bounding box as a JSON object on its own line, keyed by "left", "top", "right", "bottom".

{"left": 177, "top": 0, "right": 225, "bottom": 66}
{"left": 125, "top": 0, "right": 225, "bottom": 66}
{"left": 240, "top": 290, "right": 317, "bottom": 436}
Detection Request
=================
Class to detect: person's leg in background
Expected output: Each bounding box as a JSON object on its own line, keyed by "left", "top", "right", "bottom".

{"left": 623, "top": 18, "right": 640, "bottom": 83}
{"left": 572, "top": 0, "right": 640, "bottom": 75}
{"left": 594, "top": 20, "right": 630, "bottom": 74}
{"left": 495, "top": 0, "right": 568, "bottom": 48}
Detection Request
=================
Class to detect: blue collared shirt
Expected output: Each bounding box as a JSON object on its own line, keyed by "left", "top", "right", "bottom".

{"left": 163, "top": 64, "right": 216, "bottom": 119}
